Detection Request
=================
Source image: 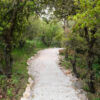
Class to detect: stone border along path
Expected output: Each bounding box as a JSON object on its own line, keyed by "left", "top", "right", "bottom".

{"left": 21, "top": 48, "right": 88, "bottom": 100}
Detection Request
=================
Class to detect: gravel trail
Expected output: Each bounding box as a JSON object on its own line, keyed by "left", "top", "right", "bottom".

{"left": 21, "top": 48, "right": 88, "bottom": 100}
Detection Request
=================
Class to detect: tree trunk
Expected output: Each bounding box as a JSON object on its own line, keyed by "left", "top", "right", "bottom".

{"left": 3, "top": 7, "right": 17, "bottom": 77}
{"left": 41, "top": 36, "right": 47, "bottom": 45}
{"left": 87, "top": 50, "right": 95, "bottom": 93}
{"left": 65, "top": 52, "right": 68, "bottom": 59}
{"left": 19, "top": 40, "right": 25, "bottom": 48}
{"left": 88, "top": 72, "right": 95, "bottom": 93}
{"left": 84, "top": 27, "right": 97, "bottom": 93}
{"left": 4, "top": 44, "right": 13, "bottom": 77}
{"left": 70, "top": 55, "right": 79, "bottom": 78}
{"left": 2, "top": 0, "right": 27, "bottom": 77}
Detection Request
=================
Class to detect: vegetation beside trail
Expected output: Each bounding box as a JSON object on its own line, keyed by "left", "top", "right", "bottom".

{"left": 59, "top": 50, "right": 100, "bottom": 100}
{"left": 0, "top": 40, "right": 47, "bottom": 100}
{"left": 0, "top": 1, "right": 64, "bottom": 99}
{"left": 52, "top": 0, "right": 100, "bottom": 99}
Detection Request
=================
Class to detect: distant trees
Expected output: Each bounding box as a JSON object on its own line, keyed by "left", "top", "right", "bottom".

{"left": 25, "top": 16, "right": 64, "bottom": 47}
{"left": 40, "top": 19, "right": 64, "bottom": 46}
{"left": 25, "top": 16, "right": 42, "bottom": 40}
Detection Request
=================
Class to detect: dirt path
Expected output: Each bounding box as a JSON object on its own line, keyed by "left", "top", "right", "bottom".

{"left": 21, "top": 48, "right": 88, "bottom": 100}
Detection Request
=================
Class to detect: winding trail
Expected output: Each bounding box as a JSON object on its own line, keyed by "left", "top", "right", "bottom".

{"left": 21, "top": 48, "right": 88, "bottom": 100}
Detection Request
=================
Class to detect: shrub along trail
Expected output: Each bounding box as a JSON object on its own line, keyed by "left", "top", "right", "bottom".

{"left": 21, "top": 48, "right": 88, "bottom": 100}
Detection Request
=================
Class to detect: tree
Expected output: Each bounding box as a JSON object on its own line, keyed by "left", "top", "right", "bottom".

{"left": 0, "top": 0, "right": 35, "bottom": 77}
{"left": 68, "top": 0, "right": 100, "bottom": 93}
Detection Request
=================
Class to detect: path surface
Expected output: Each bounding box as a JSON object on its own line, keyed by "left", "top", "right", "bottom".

{"left": 21, "top": 48, "right": 88, "bottom": 100}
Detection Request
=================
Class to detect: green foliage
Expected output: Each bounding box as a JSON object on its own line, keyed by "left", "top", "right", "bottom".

{"left": 0, "top": 40, "right": 47, "bottom": 99}
{"left": 49, "top": 0, "right": 100, "bottom": 97}
{"left": 93, "top": 98, "right": 100, "bottom": 100}
{"left": 0, "top": 0, "right": 37, "bottom": 76}
{"left": 61, "top": 59, "right": 71, "bottom": 69}
{"left": 40, "top": 19, "right": 64, "bottom": 46}
{"left": 83, "top": 85, "right": 90, "bottom": 92}
{"left": 0, "top": 0, "right": 100, "bottom": 99}
{"left": 25, "top": 16, "right": 43, "bottom": 40}
{"left": 7, "top": 88, "right": 13, "bottom": 97}
{"left": 25, "top": 16, "right": 64, "bottom": 47}
{"left": 64, "top": 0, "right": 100, "bottom": 93}
{"left": 0, "top": 75, "right": 7, "bottom": 90}
{"left": 72, "top": 0, "right": 100, "bottom": 30}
